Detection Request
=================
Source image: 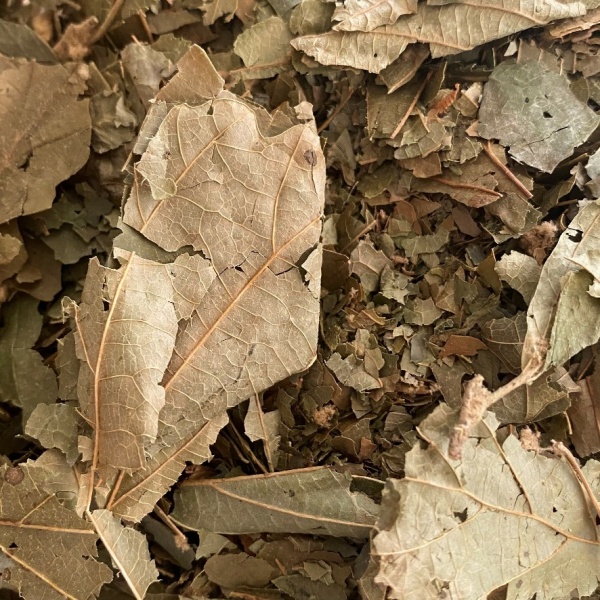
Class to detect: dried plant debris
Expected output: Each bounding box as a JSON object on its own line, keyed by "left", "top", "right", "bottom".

{"left": 2, "top": 0, "right": 600, "bottom": 598}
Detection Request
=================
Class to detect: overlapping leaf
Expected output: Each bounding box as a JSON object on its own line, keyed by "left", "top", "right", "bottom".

{"left": 172, "top": 467, "right": 379, "bottom": 537}
{"left": 373, "top": 403, "right": 600, "bottom": 600}
{"left": 292, "top": 0, "right": 586, "bottom": 72}
{"left": 0, "top": 462, "right": 112, "bottom": 599}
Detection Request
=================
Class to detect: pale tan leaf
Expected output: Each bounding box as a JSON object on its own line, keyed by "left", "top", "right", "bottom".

{"left": 25, "top": 403, "right": 81, "bottom": 465}
{"left": 293, "top": 0, "right": 586, "bottom": 72}
{"left": 70, "top": 255, "right": 179, "bottom": 472}
{"left": 233, "top": 17, "right": 294, "bottom": 79}
{"left": 0, "top": 58, "right": 91, "bottom": 223}
{"left": 0, "top": 461, "right": 112, "bottom": 600}
{"left": 89, "top": 510, "right": 158, "bottom": 600}
{"left": 105, "top": 413, "right": 227, "bottom": 522}
{"left": 332, "top": 0, "right": 417, "bottom": 32}
{"left": 373, "top": 403, "right": 600, "bottom": 600}
{"left": 122, "top": 83, "right": 325, "bottom": 457}
{"left": 171, "top": 467, "right": 379, "bottom": 537}
{"left": 524, "top": 200, "right": 600, "bottom": 369}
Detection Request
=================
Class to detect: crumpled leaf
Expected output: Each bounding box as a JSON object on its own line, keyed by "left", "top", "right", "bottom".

{"left": 350, "top": 240, "right": 391, "bottom": 293}
{"left": 69, "top": 255, "right": 179, "bottom": 471}
{"left": 495, "top": 251, "right": 541, "bottom": 304}
{"left": 326, "top": 352, "right": 381, "bottom": 391}
{"left": 292, "top": 1, "right": 586, "bottom": 72}
{"left": 0, "top": 57, "right": 91, "bottom": 224}
{"left": 478, "top": 61, "right": 600, "bottom": 173}
{"left": 0, "top": 296, "right": 58, "bottom": 420}
{"left": 172, "top": 467, "right": 379, "bottom": 537}
{"left": 524, "top": 200, "right": 600, "bottom": 369}
{"left": 373, "top": 403, "right": 600, "bottom": 600}
{"left": 233, "top": 16, "right": 294, "bottom": 79}
{"left": 332, "top": 0, "right": 417, "bottom": 33}
{"left": 25, "top": 403, "right": 81, "bottom": 465}
{"left": 0, "top": 461, "right": 112, "bottom": 599}
{"left": 88, "top": 510, "right": 158, "bottom": 600}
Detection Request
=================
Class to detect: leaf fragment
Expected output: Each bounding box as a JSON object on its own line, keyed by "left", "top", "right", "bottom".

{"left": 172, "top": 467, "right": 379, "bottom": 537}
{"left": 88, "top": 510, "right": 158, "bottom": 600}
{"left": 0, "top": 57, "right": 91, "bottom": 224}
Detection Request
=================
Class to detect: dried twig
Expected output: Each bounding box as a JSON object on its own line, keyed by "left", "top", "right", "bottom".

{"left": 482, "top": 140, "right": 533, "bottom": 199}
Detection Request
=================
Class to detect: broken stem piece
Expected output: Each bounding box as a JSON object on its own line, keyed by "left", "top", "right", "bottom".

{"left": 448, "top": 358, "right": 545, "bottom": 460}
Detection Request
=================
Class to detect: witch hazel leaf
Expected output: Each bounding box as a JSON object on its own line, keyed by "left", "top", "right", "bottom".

{"left": 293, "top": 0, "right": 586, "bottom": 72}
{"left": 332, "top": 0, "right": 417, "bottom": 33}
{"left": 171, "top": 467, "right": 379, "bottom": 538}
{"left": 122, "top": 54, "right": 325, "bottom": 459}
{"left": 524, "top": 199, "right": 600, "bottom": 370}
{"left": 105, "top": 412, "right": 228, "bottom": 522}
{"left": 69, "top": 254, "right": 178, "bottom": 473}
{"left": 0, "top": 461, "right": 112, "bottom": 600}
{"left": 88, "top": 510, "right": 158, "bottom": 600}
{"left": 373, "top": 403, "right": 600, "bottom": 600}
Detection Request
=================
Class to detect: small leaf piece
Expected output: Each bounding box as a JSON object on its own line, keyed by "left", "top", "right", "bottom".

{"left": 89, "top": 510, "right": 158, "bottom": 600}
{"left": 332, "top": 0, "right": 417, "bottom": 33}
{"left": 0, "top": 57, "right": 91, "bottom": 224}
{"left": 0, "top": 462, "right": 112, "bottom": 600}
{"left": 171, "top": 467, "right": 379, "bottom": 537}
{"left": 0, "top": 296, "right": 58, "bottom": 420}
{"left": 373, "top": 403, "right": 600, "bottom": 600}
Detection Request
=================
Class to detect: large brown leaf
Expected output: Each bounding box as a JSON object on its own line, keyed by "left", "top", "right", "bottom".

{"left": 292, "top": 0, "right": 586, "bottom": 72}
{"left": 106, "top": 47, "right": 325, "bottom": 520}
{"left": 373, "top": 403, "right": 600, "bottom": 600}
{"left": 69, "top": 255, "right": 179, "bottom": 473}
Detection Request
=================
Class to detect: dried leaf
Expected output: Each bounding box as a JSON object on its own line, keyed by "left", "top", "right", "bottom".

{"left": 524, "top": 200, "right": 600, "bottom": 369}
{"left": 350, "top": 240, "right": 391, "bottom": 293}
{"left": 244, "top": 397, "right": 281, "bottom": 471}
{"left": 233, "top": 17, "right": 294, "bottom": 79}
{"left": 373, "top": 403, "right": 600, "bottom": 600}
{"left": 88, "top": 510, "right": 158, "bottom": 600}
{"left": 25, "top": 403, "right": 81, "bottom": 465}
{"left": 0, "top": 57, "right": 91, "bottom": 224}
{"left": 478, "top": 61, "right": 600, "bottom": 172}
{"left": 70, "top": 255, "right": 179, "bottom": 472}
{"left": 0, "top": 461, "right": 112, "bottom": 599}
{"left": 105, "top": 413, "right": 227, "bottom": 521}
{"left": 293, "top": 1, "right": 585, "bottom": 72}
{"left": 172, "top": 467, "right": 379, "bottom": 537}
{"left": 0, "top": 296, "right": 58, "bottom": 419}
{"left": 0, "top": 20, "right": 57, "bottom": 62}
{"left": 332, "top": 0, "right": 417, "bottom": 33}
{"left": 495, "top": 251, "right": 541, "bottom": 304}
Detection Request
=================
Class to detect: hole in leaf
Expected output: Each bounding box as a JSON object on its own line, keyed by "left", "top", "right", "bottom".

{"left": 524, "top": 97, "right": 530, "bottom": 103}
{"left": 102, "top": 299, "right": 110, "bottom": 311}
{"left": 543, "top": 111, "right": 552, "bottom": 119}
{"left": 8, "top": 543, "right": 17, "bottom": 550}
{"left": 453, "top": 508, "right": 468, "bottom": 523}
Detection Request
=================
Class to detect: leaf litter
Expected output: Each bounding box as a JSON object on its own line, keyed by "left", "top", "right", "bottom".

{"left": 2, "top": 1, "right": 600, "bottom": 599}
